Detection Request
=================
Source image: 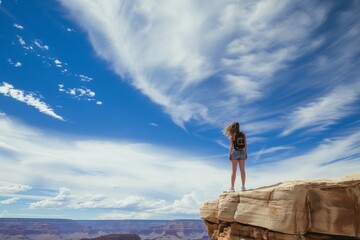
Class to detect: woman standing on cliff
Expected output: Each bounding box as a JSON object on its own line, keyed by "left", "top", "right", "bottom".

{"left": 223, "top": 121, "right": 248, "bottom": 192}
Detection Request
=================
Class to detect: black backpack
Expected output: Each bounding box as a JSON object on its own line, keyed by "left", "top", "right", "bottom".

{"left": 234, "top": 132, "right": 245, "bottom": 150}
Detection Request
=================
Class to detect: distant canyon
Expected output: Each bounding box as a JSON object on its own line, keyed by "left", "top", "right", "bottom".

{"left": 0, "top": 218, "right": 210, "bottom": 240}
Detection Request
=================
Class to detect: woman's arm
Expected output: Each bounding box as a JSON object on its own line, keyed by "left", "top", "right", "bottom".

{"left": 229, "top": 134, "right": 234, "bottom": 159}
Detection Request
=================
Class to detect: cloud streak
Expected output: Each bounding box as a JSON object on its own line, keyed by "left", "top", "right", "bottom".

{"left": 283, "top": 84, "right": 360, "bottom": 135}
{"left": 0, "top": 82, "right": 64, "bottom": 121}
{"left": 1, "top": 117, "right": 360, "bottom": 218}
{"left": 248, "top": 129, "right": 360, "bottom": 187}
{"left": 0, "top": 117, "right": 228, "bottom": 218}
{"left": 0, "top": 184, "right": 32, "bottom": 194}
{"left": 0, "top": 197, "right": 20, "bottom": 205}
{"left": 13, "top": 23, "right": 24, "bottom": 29}
{"left": 59, "top": 0, "right": 331, "bottom": 129}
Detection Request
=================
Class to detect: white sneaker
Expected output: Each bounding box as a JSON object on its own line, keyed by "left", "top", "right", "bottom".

{"left": 228, "top": 187, "right": 235, "bottom": 192}
{"left": 241, "top": 186, "right": 246, "bottom": 191}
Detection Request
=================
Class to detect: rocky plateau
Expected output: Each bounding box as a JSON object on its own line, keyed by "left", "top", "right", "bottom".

{"left": 200, "top": 173, "right": 360, "bottom": 240}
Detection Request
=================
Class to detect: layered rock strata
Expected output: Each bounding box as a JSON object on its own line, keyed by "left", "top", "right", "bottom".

{"left": 200, "top": 173, "right": 360, "bottom": 240}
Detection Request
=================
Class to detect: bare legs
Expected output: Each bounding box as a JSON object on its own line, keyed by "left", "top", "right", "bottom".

{"left": 239, "top": 160, "right": 246, "bottom": 188}
{"left": 230, "top": 159, "right": 246, "bottom": 189}
{"left": 231, "top": 160, "right": 238, "bottom": 189}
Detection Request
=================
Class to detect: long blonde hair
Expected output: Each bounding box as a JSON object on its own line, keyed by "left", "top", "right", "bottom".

{"left": 223, "top": 122, "right": 240, "bottom": 138}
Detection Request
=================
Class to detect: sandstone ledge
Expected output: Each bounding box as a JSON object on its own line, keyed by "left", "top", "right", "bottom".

{"left": 200, "top": 173, "right": 360, "bottom": 240}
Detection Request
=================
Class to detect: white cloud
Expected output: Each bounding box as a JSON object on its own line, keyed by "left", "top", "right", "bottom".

{"left": 34, "top": 40, "right": 49, "bottom": 50}
{"left": 29, "top": 187, "right": 203, "bottom": 219}
{"left": 149, "top": 122, "right": 158, "bottom": 127}
{"left": 215, "top": 139, "right": 228, "bottom": 149}
{"left": 248, "top": 130, "right": 360, "bottom": 188}
{"left": 154, "top": 191, "right": 203, "bottom": 215}
{"left": 30, "top": 187, "right": 167, "bottom": 210}
{"left": 59, "top": 0, "right": 329, "bottom": 129}
{"left": 78, "top": 88, "right": 95, "bottom": 97}
{"left": 283, "top": 84, "right": 360, "bottom": 135}
{"left": 252, "top": 146, "right": 294, "bottom": 156}
{"left": 16, "top": 36, "right": 51, "bottom": 53}
{"left": 0, "top": 82, "right": 64, "bottom": 121}
{"left": 7, "top": 59, "right": 22, "bottom": 67}
{"left": 224, "top": 74, "right": 261, "bottom": 101}
{"left": 96, "top": 101, "right": 102, "bottom": 105}
{"left": 78, "top": 74, "right": 93, "bottom": 82}
{"left": 29, "top": 187, "right": 71, "bottom": 209}
{"left": 0, "top": 117, "right": 228, "bottom": 219}
{"left": 1, "top": 117, "right": 359, "bottom": 219}
{"left": 0, "top": 197, "right": 20, "bottom": 205}
{"left": 13, "top": 23, "right": 24, "bottom": 29}
{"left": 54, "top": 59, "right": 62, "bottom": 67}
{"left": 0, "top": 116, "right": 360, "bottom": 219}
{"left": 69, "top": 88, "right": 76, "bottom": 95}
{"left": 251, "top": 145, "right": 295, "bottom": 163}
{"left": 59, "top": 84, "right": 96, "bottom": 101}
{"left": 17, "top": 35, "right": 26, "bottom": 46}
{"left": 0, "top": 184, "right": 32, "bottom": 194}
{"left": 99, "top": 192, "right": 203, "bottom": 219}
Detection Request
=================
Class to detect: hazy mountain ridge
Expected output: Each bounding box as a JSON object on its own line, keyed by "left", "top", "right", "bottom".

{"left": 0, "top": 218, "right": 210, "bottom": 240}
{"left": 81, "top": 233, "right": 141, "bottom": 240}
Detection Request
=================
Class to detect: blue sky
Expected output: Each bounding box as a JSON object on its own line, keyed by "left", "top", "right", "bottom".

{"left": 0, "top": 0, "right": 359, "bottom": 220}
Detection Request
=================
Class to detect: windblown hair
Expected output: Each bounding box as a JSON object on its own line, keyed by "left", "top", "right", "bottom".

{"left": 223, "top": 122, "right": 240, "bottom": 138}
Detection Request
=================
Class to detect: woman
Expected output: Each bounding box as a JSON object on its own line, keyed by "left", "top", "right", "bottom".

{"left": 223, "top": 122, "right": 248, "bottom": 192}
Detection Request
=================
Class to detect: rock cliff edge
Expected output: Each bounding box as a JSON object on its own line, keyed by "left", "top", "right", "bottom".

{"left": 200, "top": 173, "right": 360, "bottom": 240}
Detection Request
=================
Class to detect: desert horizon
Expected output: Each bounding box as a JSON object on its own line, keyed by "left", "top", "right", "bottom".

{"left": 0, "top": 218, "right": 210, "bottom": 240}
{"left": 1, "top": 0, "right": 360, "bottom": 239}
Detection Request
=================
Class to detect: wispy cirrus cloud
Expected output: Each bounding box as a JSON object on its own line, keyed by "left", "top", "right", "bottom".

{"left": 224, "top": 74, "right": 261, "bottom": 101}
{"left": 149, "top": 122, "right": 158, "bottom": 127}
{"left": 0, "top": 82, "right": 64, "bottom": 121}
{"left": 1, "top": 116, "right": 360, "bottom": 218}
{"left": 59, "top": 0, "right": 330, "bottom": 129}
{"left": 0, "top": 117, "right": 228, "bottom": 218}
{"left": 249, "top": 129, "right": 360, "bottom": 186}
{"left": 0, "top": 197, "right": 20, "bottom": 205}
{"left": 251, "top": 146, "right": 294, "bottom": 157}
{"left": 282, "top": 84, "right": 360, "bottom": 136}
